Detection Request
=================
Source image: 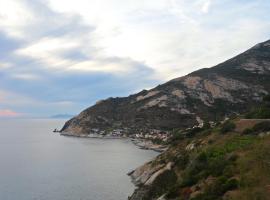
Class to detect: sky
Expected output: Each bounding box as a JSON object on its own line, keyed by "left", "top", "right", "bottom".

{"left": 0, "top": 0, "right": 270, "bottom": 118}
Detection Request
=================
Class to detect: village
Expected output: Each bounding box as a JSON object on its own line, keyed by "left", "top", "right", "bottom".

{"left": 88, "top": 128, "right": 170, "bottom": 142}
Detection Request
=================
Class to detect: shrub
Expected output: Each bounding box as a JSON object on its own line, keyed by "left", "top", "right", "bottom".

{"left": 245, "top": 106, "right": 270, "bottom": 119}
{"left": 224, "top": 178, "right": 239, "bottom": 191}
{"left": 181, "top": 173, "right": 199, "bottom": 187}
{"left": 191, "top": 178, "right": 238, "bottom": 200}
{"left": 174, "top": 152, "right": 189, "bottom": 169}
{"left": 263, "top": 94, "right": 270, "bottom": 102}
{"left": 147, "top": 170, "right": 177, "bottom": 199}
{"left": 253, "top": 121, "right": 270, "bottom": 132}
{"left": 227, "top": 153, "right": 238, "bottom": 162}
{"left": 166, "top": 183, "right": 182, "bottom": 199}
{"left": 171, "top": 132, "right": 184, "bottom": 141}
{"left": 186, "top": 127, "right": 203, "bottom": 138}
{"left": 220, "top": 121, "right": 236, "bottom": 134}
{"left": 243, "top": 121, "right": 270, "bottom": 135}
{"left": 203, "top": 121, "right": 211, "bottom": 130}
{"left": 243, "top": 128, "right": 253, "bottom": 135}
{"left": 197, "top": 152, "right": 208, "bottom": 162}
{"left": 207, "top": 158, "right": 228, "bottom": 177}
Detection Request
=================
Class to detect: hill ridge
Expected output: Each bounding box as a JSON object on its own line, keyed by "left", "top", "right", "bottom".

{"left": 61, "top": 39, "right": 270, "bottom": 136}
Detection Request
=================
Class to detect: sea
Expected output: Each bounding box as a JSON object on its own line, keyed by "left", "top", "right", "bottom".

{"left": 0, "top": 119, "right": 158, "bottom": 200}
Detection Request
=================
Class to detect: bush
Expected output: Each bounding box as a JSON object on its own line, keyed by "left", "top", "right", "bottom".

{"left": 253, "top": 121, "right": 270, "bottom": 132}
{"left": 191, "top": 178, "right": 238, "bottom": 200}
{"left": 207, "top": 158, "right": 229, "bottom": 177}
{"left": 147, "top": 170, "right": 177, "bottom": 199}
{"left": 181, "top": 149, "right": 231, "bottom": 187}
{"left": 186, "top": 127, "right": 203, "bottom": 138}
{"left": 245, "top": 106, "right": 270, "bottom": 119}
{"left": 170, "top": 131, "right": 185, "bottom": 142}
{"left": 174, "top": 152, "right": 189, "bottom": 169}
{"left": 243, "top": 121, "right": 270, "bottom": 135}
{"left": 224, "top": 178, "right": 239, "bottom": 191}
{"left": 203, "top": 121, "right": 211, "bottom": 130}
{"left": 263, "top": 94, "right": 270, "bottom": 102}
{"left": 220, "top": 121, "right": 236, "bottom": 134}
{"left": 243, "top": 128, "right": 253, "bottom": 135}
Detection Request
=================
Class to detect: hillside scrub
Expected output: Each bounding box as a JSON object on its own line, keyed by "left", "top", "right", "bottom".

{"left": 243, "top": 121, "right": 270, "bottom": 135}
{"left": 135, "top": 119, "right": 270, "bottom": 200}
{"left": 220, "top": 121, "right": 236, "bottom": 134}
{"left": 245, "top": 95, "right": 270, "bottom": 119}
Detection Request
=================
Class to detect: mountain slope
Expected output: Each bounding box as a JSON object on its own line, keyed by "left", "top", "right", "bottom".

{"left": 128, "top": 116, "right": 270, "bottom": 200}
{"left": 61, "top": 40, "right": 270, "bottom": 135}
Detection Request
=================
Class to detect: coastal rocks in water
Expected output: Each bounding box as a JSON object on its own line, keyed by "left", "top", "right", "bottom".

{"left": 128, "top": 162, "right": 174, "bottom": 200}
{"left": 145, "top": 162, "right": 173, "bottom": 186}
{"left": 132, "top": 139, "right": 168, "bottom": 152}
{"left": 129, "top": 162, "right": 165, "bottom": 186}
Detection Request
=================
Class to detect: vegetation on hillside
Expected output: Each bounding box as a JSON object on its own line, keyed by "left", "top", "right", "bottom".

{"left": 245, "top": 94, "right": 270, "bottom": 119}
{"left": 133, "top": 110, "right": 270, "bottom": 200}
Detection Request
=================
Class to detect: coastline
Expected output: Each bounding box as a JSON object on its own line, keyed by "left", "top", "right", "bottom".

{"left": 59, "top": 132, "right": 168, "bottom": 152}
{"left": 131, "top": 139, "right": 168, "bottom": 153}
{"left": 60, "top": 132, "right": 126, "bottom": 139}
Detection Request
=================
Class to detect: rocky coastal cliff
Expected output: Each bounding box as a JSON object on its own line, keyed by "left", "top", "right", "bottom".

{"left": 61, "top": 40, "right": 270, "bottom": 136}
{"left": 59, "top": 39, "right": 270, "bottom": 200}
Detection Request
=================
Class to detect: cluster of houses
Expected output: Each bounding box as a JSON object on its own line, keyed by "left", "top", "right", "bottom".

{"left": 88, "top": 127, "right": 170, "bottom": 141}
{"left": 185, "top": 120, "right": 217, "bottom": 131}
{"left": 132, "top": 129, "right": 170, "bottom": 142}
{"left": 89, "top": 128, "right": 128, "bottom": 137}
{"left": 88, "top": 119, "right": 219, "bottom": 140}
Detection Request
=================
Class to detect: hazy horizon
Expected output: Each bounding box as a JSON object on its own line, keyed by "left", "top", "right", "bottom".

{"left": 0, "top": 0, "right": 270, "bottom": 118}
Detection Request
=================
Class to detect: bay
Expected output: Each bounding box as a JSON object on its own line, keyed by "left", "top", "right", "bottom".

{"left": 0, "top": 119, "right": 158, "bottom": 200}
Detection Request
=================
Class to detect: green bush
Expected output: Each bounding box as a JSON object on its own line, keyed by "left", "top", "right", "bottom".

{"left": 253, "top": 121, "right": 270, "bottom": 132}
{"left": 171, "top": 132, "right": 184, "bottom": 141}
{"left": 243, "top": 121, "right": 270, "bottom": 135}
{"left": 174, "top": 152, "right": 189, "bottom": 169}
{"left": 263, "top": 94, "right": 270, "bottom": 102}
{"left": 207, "top": 158, "right": 228, "bottom": 177}
{"left": 245, "top": 106, "right": 270, "bottom": 119}
{"left": 186, "top": 127, "right": 203, "bottom": 138}
{"left": 146, "top": 170, "right": 177, "bottom": 199}
{"left": 181, "top": 150, "right": 231, "bottom": 187}
{"left": 191, "top": 178, "right": 238, "bottom": 200}
{"left": 243, "top": 128, "right": 253, "bottom": 135}
{"left": 220, "top": 121, "right": 236, "bottom": 134}
{"left": 224, "top": 178, "right": 239, "bottom": 191}
{"left": 203, "top": 121, "right": 211, "bottom": 130}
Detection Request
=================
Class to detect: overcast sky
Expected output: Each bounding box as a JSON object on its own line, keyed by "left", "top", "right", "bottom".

{"left": 0, "top": 0, "right": 270, "bottom": 118}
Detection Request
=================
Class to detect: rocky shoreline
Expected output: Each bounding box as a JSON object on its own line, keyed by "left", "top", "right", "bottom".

{"left": 60, "top": 132, "right": 126, "bottom": 139}
{"left": 127, "top": 161, "right": 174, "bottom": 200}
{"left": 60, "top": 131, "right": 168, "bottom": 152}
{"left": 131, "top": 139, "right": 168, "bottom": 153}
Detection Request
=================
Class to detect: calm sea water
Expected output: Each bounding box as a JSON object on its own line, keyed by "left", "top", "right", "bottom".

{"left": 0, "top": 119, "right": 158, "bottom": 200}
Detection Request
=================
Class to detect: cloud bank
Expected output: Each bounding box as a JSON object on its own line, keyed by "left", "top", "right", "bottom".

{"left": 0, "top": 0, "right": 269, "bottom": 117}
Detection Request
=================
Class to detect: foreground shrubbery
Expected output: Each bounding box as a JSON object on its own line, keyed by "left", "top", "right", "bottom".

{"left": 243, "top": 121, "right": 270, "bottom": 135}
{"left": 191, "top": 178, "right": 239, "bottom": 200}
{"left": 140, "top": 102, "right": 270, "bottom": 200}
{"left": 165, "top": 135, "right": 257, "bottom": 199}
{"left": 245, "top": 95, "right": 270, "bottom": 119}
{"left": 220, "top": 121, "right": 236, "bottom": 134}
{"left": 245, "top": 106, "right": 270, "bottom": 119}
{"left": 144, "top": 170, "right": 177, "bottom": 200}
